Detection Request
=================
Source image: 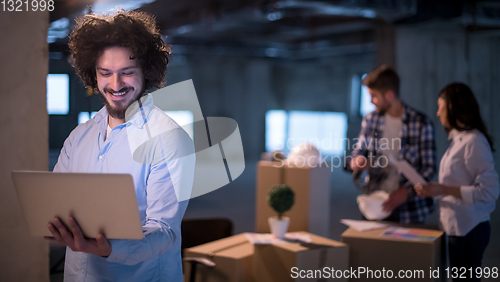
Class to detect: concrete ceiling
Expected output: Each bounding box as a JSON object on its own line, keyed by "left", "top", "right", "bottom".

{"left": 48, "top": 0, "right": 500, "bottom": 60}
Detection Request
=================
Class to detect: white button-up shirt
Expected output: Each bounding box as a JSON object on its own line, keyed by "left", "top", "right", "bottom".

{"left": 54, "top": 94, "right": 195, "bottom": 281}
{"left": 438, "top": 129, "right": 499, "bottom": 236}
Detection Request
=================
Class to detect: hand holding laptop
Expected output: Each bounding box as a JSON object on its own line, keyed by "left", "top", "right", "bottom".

{"left": 46, "top": 216, "right": 112, "bottom": 257}
{"left": 12, "top": 171, "right": 143, "bottom": 240}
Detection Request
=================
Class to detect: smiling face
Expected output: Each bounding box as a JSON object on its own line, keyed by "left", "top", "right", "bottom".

{"left": 437, "top": 97, "right": 450, "bottom": 129}
{"left": 368, "top": 88, "right": 391, "bottom": 113}
{"left": 96, "top": 46, "right": 145, "bottom": 120}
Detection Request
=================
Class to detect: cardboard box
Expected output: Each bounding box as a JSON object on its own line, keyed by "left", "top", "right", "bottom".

{"left": 183, "top": 233, "right": 254, "bottom": 282}
{"left": 254, "top": 231, "right": 349, "bottom": 282}
{"left": 341, "top": 227, "right": 445, "bottom": 281}
{"left": 255, "top": 161, "right": 330, "bottom": 237}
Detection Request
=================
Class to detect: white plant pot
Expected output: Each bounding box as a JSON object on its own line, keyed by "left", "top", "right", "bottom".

{"left": 268, "top": 216, "right": 290, "bottom": 239}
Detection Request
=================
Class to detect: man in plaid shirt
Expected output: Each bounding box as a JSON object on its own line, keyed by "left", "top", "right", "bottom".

{"left": 350, "top": 66, "right": 436, "bottom": 223}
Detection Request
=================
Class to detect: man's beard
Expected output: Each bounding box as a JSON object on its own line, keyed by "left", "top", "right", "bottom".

{"left": 376, "top": 101, "right": 390, "bottom": 113}
{"left": 99, "top": 87, "right": 143, "bottom": 120}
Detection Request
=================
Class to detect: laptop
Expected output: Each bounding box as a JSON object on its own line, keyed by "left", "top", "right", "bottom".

{"left": 12, "top": 171, "right": 143, "bottom": 240}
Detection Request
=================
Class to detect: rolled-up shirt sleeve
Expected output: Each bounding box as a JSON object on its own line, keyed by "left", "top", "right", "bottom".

{"left": 461, "top": 135, "right": 499, "bottom": 205}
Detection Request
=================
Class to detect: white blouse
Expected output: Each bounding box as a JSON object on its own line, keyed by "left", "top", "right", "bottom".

{"left": 438, "top": 129, "right": 499, "bottom": 236}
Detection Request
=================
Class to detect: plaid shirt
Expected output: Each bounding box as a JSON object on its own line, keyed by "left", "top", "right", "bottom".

{"left": 352, "top": 103, "right": 436, "bottom": 223}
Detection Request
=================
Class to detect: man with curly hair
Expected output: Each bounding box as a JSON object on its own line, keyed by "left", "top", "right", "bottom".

{"left": 46, "top": 10, "right": 195, "bottom": 281}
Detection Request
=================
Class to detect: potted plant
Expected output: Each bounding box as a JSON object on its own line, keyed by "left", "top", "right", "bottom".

{"left": 268, "top": 184, "right": 295, "bottom": 239}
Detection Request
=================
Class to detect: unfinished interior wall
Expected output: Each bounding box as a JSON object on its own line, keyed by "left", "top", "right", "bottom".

{"left": 0, "top": 10, "right": 50, "bottom": 281}
{"left": 396, "top": 20, "right": 500, "bottom": 165}
{"left": 166, "top": 54, "right": 375, "bottom": 160}
{"left": 396, "top": 20, "right": 500, "bottom": 268}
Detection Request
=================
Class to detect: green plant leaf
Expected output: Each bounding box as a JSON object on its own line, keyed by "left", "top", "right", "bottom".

{"left": 268, "top": 184, "right": 295, "bottom": 216}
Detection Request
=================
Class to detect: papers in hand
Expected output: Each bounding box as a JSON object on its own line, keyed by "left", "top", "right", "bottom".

{"left": 388, "top": 155, "right": 427, "bottom": 185}
{"left": 340, "top": 219, "right": 389, "bottom": 232}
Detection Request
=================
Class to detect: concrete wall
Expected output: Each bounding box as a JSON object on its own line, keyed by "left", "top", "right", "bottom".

{"left": 0, "top": 10, "right": 50, "bottom": 281}
{"left": 49, "top": 51, "right": 375, "bottom": 159}
{"left": 166, "top": 53, "right": 375, "bottom": 161}
{"left": 396, "top": 20, "right": 500, "bottom": 169}
{"left": 396, "top": 20, "right": 500, "bottom": 268}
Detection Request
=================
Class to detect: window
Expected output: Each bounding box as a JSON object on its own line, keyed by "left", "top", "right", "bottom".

{"left": 164, "top": 111, "right": 194, "bottom": 139}
{"left": 266, "top": 110, "right": 348, "bottom": 156}
{"left": 78, "top": 111, "right": 98, "bottom": 124}
{"left": 350, "top": 74, "right": 375, "bottom": 118}
{"left": 360, "top": 74, "right": 375, "bottom": 116}
{"left": 265, "top": 110, "right": 287, "bottom": 153}
{"left": 78, "top": 110, "right": 193, "bottom": 139}
{"left": 47, "top": 74, "right": 69, "bottom": 115}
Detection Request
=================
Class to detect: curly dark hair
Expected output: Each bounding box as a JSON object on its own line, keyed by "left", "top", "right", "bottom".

{"left": 68, "top": 10, "right": 170, "bottom": 92}
{"left": 439, "top": 82, "right": 495, "bottom": 152}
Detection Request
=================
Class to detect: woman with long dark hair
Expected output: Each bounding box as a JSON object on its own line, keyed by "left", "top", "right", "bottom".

{"left": 415, "top": 82, "right": 499, "bottom": 281}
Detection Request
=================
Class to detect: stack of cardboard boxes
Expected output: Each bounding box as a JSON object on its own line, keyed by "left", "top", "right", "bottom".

{"left": 184, "top": 232, "right": 349, "bottom": 282}
{"left": 183, "top": 161, "right": 445, "bottom": 281}
{"left": 341, "top": 227, "right": 444, "bottom": 282}
{"left": 255, "top": 161, "right": 331, "bottom": 237}
{"left": 184, "top": 227, "right": 444, "bottom": 282}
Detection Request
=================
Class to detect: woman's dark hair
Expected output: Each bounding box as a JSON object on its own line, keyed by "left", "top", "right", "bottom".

{"left": 439, "top": 82, "right": 494, "bottom": 151}
{"left": 68, "top": 10, "right": 170, "bottom": 92}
